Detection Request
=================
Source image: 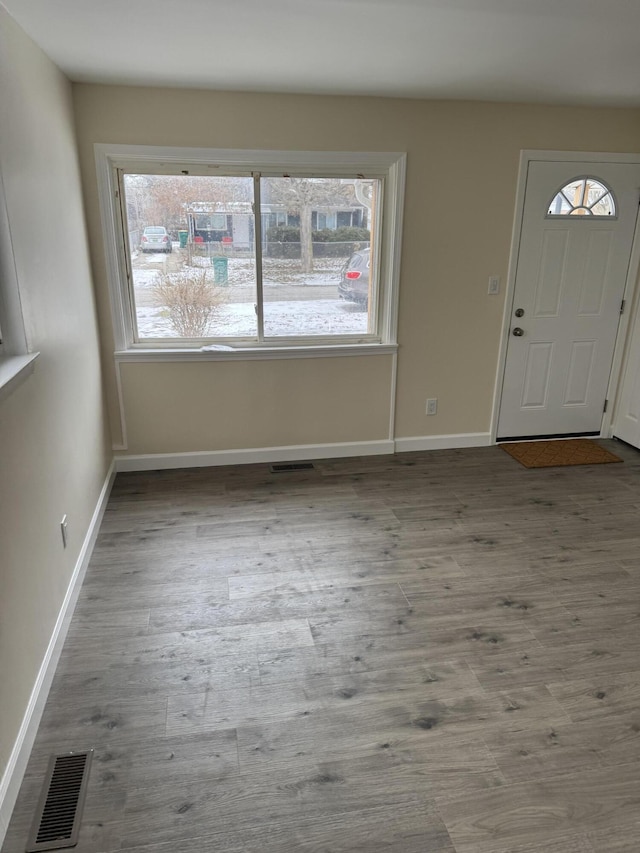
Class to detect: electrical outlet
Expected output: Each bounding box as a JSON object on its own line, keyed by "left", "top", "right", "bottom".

{"left": 60, "top": 515, "right": 68, "bottom": 548}
{"left": 426, "top": 398, "right": 438, "bottom": 416}
{"left": 488, "top": 275, "right": 500, "bottom": 295}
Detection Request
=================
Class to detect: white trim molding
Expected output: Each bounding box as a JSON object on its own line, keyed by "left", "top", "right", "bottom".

{"left": 115, "top": 440, "right": 395, "bottom": 472}
{"left": 395, "top": 433, "right": 492, "bottom": 453}
{"left": 0, "top": 462, "right": 116, "bottom": 846}
{"left": 114, "top": 343, "right": 399, "bottom": 363}
{"left": 115, "top": 434, "right": 496, "bottom": 472}
{"left": 0, "top": 352, "right": 39, "bottom": 403}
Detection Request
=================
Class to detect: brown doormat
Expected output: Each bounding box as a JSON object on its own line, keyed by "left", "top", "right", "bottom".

{"left": 500, "top": 438, "right": 623, "bottom": 468}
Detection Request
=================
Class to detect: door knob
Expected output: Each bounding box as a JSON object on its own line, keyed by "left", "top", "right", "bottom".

{"left": 512, "top": 327, "right": 524, "bottom": 336}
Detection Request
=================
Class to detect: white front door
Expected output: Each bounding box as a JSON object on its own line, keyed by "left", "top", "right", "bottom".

{"left": 498, "top": 160, "right": 640, "bottom": 439}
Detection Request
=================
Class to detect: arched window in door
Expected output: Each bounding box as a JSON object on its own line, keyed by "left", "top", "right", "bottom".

{"left": 547, "top": 177, "right": 616, "bottom": 218}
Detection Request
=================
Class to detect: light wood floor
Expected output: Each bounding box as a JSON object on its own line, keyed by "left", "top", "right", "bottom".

{"left": 4, "top": 441, "right": 640, "bottom": 852}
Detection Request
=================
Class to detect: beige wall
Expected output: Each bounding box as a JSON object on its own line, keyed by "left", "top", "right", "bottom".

{"left": 120, "top": 356, "right": 393, "bottom": 453}
{"left": 0, "top": 9, "right": 111, "bottom": 812}
{"left": 73, "top": 85, "right": 640, "bottom": 453}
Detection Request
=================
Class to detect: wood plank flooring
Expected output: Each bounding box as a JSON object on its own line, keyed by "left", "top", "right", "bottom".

{"left": 3, "top": 440, "right": 640, "bottom": 852}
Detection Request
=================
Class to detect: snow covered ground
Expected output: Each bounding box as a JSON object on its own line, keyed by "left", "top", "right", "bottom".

{"left": 132, "top": 267, "right": 163, "bottom": 286}
{"left": 136, "top": 299, "right": 368, "bottom": 339}
{"left": 132, "top": 254, "right": 368, "bottom": 338}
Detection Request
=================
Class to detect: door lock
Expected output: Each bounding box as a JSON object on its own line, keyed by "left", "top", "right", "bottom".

{"left": 514, "top": 308, "right": 525, "bottom": 317}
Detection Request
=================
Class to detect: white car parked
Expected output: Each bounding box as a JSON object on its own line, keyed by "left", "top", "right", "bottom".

{"left": 140, "top": 226, "right": 172, "bottom": 253}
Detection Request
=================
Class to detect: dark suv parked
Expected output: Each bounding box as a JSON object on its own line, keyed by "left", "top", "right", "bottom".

{"left": 338, "top": 247, "right": 370, "bottom": 308}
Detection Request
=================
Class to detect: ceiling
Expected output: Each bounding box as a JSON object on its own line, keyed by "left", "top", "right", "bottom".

{"left": 3, "top": 0, "right": 640, "bottom": 106}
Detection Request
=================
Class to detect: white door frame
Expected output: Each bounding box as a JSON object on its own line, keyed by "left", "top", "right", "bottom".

{"left": 490, "top": 150, "right": 640, "bottom": 444}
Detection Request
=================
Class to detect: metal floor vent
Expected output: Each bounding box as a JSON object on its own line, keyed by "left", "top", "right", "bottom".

{"left": 270, "top": 462, "right": 315, "bottom": 473}
{"left": 26, "top": 750, "right": 93, "bottom": 852}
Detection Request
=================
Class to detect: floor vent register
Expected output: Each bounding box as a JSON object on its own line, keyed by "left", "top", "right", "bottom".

{"left": 26, "top": 750, "right": 93, "bottom": 852}
{"left": 270, "top": 462, "right": 315, "bottom": 473}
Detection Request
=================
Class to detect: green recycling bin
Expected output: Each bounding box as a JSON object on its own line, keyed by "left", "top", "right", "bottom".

{"left": 178, "top": 230, "right": 188, "bottom": 248}
{"left": 212, "top": 256, "right": 229, "bottom": 285}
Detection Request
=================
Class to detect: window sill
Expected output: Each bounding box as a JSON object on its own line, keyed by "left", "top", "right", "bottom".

{"left": 0, "top": 353, "right": 40, "bottom": 402}
{"left": 114, "top": 343, "right": 398, "bottom": 362}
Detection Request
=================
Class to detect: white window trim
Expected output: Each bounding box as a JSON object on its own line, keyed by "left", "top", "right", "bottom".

{"left": 95, "top": 144, "right": 406, "bottom": 359}
{"left": 0, "top": 169, "right": 39, "bottom": 401}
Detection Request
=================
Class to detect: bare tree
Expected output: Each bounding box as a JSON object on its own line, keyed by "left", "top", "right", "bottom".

{"left": 124, "top": 175, "right": 252, "bottom": 233}
{"left": 153, "top": 267, "right": 227, "bottom": 338}
{"left": 262, "top": 178, "right": 352, "bottom": 274}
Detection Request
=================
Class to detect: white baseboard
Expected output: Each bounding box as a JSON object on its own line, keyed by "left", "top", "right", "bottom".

{"left": 394, "top": 432, "right": 492, "bottom": 453}
{"left": 114, "top": 435, "right": 496, "bottom": 472}
{"left": 115, "top": 440, "right": 396, "bottom": 471}
{"left": 0, "top": 461, "right": 116, "bottom": 846}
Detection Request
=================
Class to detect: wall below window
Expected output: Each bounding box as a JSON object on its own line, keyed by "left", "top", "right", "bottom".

{"left": 119, "top": 356, "right": 393, "bottom": 454}
{"left": 73, "top": 85, "right": 640, "bottom": 458}
{"left": 0, "top": 9, "right": 111, "bottom": 833}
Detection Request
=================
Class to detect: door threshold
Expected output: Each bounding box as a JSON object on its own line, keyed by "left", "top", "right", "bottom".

{"left": 497, "top": 431, "right": 600, "bottom": 443}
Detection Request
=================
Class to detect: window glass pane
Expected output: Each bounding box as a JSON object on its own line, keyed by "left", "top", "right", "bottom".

{"left": 260, "top": 177, "right": 379, "bottom": 337}
{"left": 547, "top": 177, "right": 615, "bottom": 217}
{"left": 588, "top": 191, "right": 615, "bottom": 216}
{"left": 122, "top": 175, "right": 257, "bottom": 340}
{"left": 548, "top": 192, "right": 573, "bottom": 215}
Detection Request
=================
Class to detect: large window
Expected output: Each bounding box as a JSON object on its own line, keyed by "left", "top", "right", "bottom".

{"left": 97, "top": 146, "right": 405, "bottom": 353}
{"left": 0, "top": 174, "right": 37, "bottom": 400}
